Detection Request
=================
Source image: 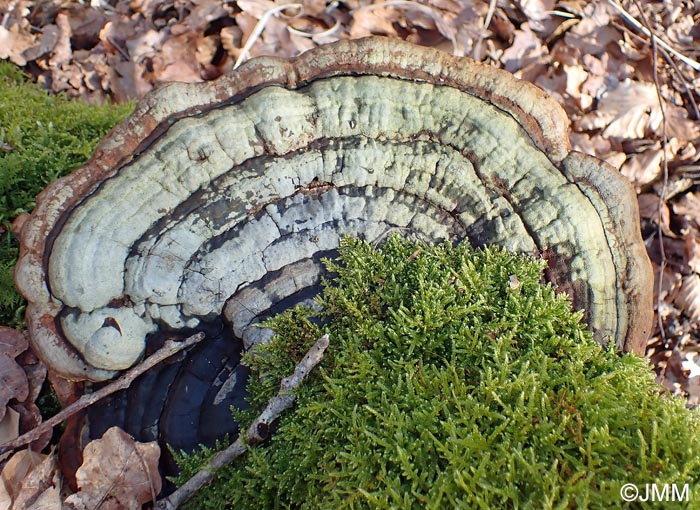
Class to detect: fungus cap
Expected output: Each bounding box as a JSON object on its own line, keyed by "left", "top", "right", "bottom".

{"left": 15, "top": 37, "right": 653, "bottom": 381}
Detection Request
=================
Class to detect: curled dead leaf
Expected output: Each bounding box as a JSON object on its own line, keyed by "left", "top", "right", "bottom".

{"left": 0, "top": 409, "right": 20, "bottom": 463}
{"left": 63, "top": 427, "right": 161, "bottom": 510}
{"left": 0, "top": 328, "right": 28, "bottom": 359}
{"left": 577, "top": 79, "right": 700, "bottom": 140}
{"left": 11, "top": 453, "right": 61, "bottom": 510}
{"left": 0, "top": 355, "right": 29, "bottom": 422}
{"left": 0, "top": 450, "right": 46, "bottom": 503}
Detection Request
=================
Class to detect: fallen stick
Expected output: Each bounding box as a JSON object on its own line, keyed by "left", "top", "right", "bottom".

{"left": 607, "top": 0, "right": 700, "bottom": 71}
{"left": 0, "top": 332, "right": 206, "bottom": 457}
{"left": 156, "top": 333, "right": 331, "bottom": 510}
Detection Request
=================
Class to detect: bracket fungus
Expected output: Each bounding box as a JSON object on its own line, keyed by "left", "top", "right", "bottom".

{"left": 15, "top": 37, "right": 652, "bottom": 455}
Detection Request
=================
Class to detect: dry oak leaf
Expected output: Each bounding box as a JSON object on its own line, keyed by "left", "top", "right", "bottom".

{"left": 11, "top": 453, "right": 61, "bottom": 510}
{"left": 0, "top": 449, "right": 46, "bottom": 506}
{"left": 576, "top": 79, "right": 700, "bottom": 140}
{"left": 563, "top": 1, "right": 620, "bottom": 56}
{"left": 63, "top": 427, "right": 161, "bottom": 510}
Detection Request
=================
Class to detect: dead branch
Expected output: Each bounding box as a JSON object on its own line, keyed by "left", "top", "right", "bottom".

{"left": 0, "top": 332, "right": 206, "bottom": 457}
{"left": 156, "top": 333, "right": 331, "bottom": 510}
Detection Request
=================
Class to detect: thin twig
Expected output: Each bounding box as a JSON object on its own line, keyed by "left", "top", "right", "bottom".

{"left": 0, "top": 332, "right": 206, "bottom": 457}
{"left": 234, "top": 4, "right": 303, "bottom": 69}
{"left": 660, "top": 47, "right": 700, "bottom": 121}
{"left": 156, "top": 334, "right": 331, "bottom": 510}
{"left": 629, "top": 0, "right": 669, "bottom": 344}
{"left": 473, "top": 0, "right": 498, "bottom": 61}
{"left": 613, "top": 19, "right": 700, "bottom": 120}
{"left": 287, "top": 19, "right": 341, "bottom": 39}
{"left": 607, "top": 0, "right": 700, "bottom": 71}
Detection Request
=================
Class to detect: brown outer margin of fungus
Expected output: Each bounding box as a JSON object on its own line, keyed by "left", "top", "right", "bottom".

{"left": 14, "top": 36, "right": 654, "bottom": 380}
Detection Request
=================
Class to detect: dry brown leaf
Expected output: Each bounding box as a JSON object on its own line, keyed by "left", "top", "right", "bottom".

{"left": 675, "top": 273, "right": 700, "bottom": 323}
{"left": 518, "top": 0, "right": 555, "bottom": 32}
{"left": 563, "top": 63, "right": 590, "bottom": 109}
{"left": 667, "top": 14, "right": 695, "bottom": 48}
{"left": 638, "top": 193, "right": 671, "bottom": 231}
{"left": 0, "top": 328, "right": 27, "bottom": 359}
{"left": 12, "top": 453, "right": 62, "bottom": 510}
{"left": 0, "top": 409, "right": 20, "bottom": 463}
{"left": 621, "top": 147, "right": 663, "bottom": 189}
{"left": 564, "top": 1, "right": 620, "bottom": 56}
{"left": 106, "top": 56, "right": 152, "bottom": 103}
{"left": 350, "top": 5, "right": 400, "bottom": 38}
{"left": 220, "top": 25, "right": 243, "bottom": 58}
{"left": 195, "top": 34, "right": 220, "bottom": 67}
{"left": 125, "top": 29, "right": 164, "bottom": 63}
{"left": 577, "top": 79, "right": 700, "bottom": 140}
{"left": 185, "top": 0, "right": 232, "bottom": 32}
{"left": 21, "top": 25, "right": 60, "bottom": 63}
{"left": 287, "top": 29, "right": 317, "bottom": 53}
{"left": 63, "top": 4, "right": 106, "bottom": 52}
{"left": 63, "top": 427, "right": 161, "bottom": 510}
{"left": 0, "top": 355, "right": 29, "bottom": 422}
{"left": 300, "top": 0, "right": 330, "bottom": 17}
{"left": 655, "top": 346, "right": 686, "bottom": 393}
{"left": 501, "top": 22, "right": 546, "bottom": 73}
{"left": 569, "top": 132, "right": 626, "bottom": 169}
{"left": 0, "top": 480, "right": 10, "bottom": 510}
{"left": 0, "top": 450, "right": 46, "bottom": 503}
{"left": 0, "top": 24, "right": 36, "bottom": 66}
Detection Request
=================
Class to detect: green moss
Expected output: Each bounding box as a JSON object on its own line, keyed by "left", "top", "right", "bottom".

{"left": 0, "top": 61, "right": 132, "bottom": 327}
{"left": 175, "top": 236, "right": 700, "bottom": 509}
